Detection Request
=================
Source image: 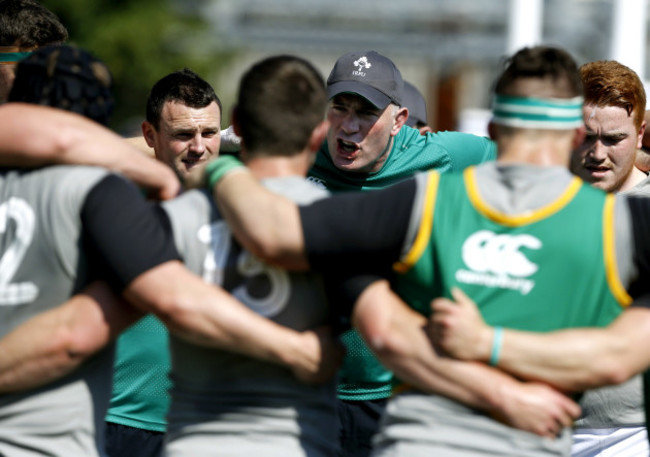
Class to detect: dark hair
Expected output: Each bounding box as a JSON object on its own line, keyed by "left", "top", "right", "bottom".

{"left": 145, "top": 68, "right": 221, "bottom": 129}
{"left": 8, "top": 45, "right": 114, "bottom": 125}
{"left": 581, "top": 60, "right": 646, "bottom": 130}
{"left": 236, "top": 55, "right": 326, "bottom": 156}
{"left": 0, "top": 0, "right": 68, "bottom": 47}
{"left": 494, "top": 46, "right": 583, "bottom": 98}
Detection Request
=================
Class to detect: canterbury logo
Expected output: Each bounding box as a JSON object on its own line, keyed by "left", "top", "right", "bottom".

{"left": 353, "top": 56, "right": 371, "bottom": 77}
{"left": 455, "top": 230, "right": 541, "bottom": 295}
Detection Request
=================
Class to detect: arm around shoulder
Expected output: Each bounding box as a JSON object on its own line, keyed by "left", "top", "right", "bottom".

{"left": 0, "top": 103, "right": 179, "bottom": 200}
{"left": 208, "top": 157, "right": 308, "bottom": 269}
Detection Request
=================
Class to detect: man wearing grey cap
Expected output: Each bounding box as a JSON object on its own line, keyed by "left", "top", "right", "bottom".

{"left": 307, "top": 50, "right": 496, "bottom": 457}
{"left": 402, "top": 81, "right": 433, "bottom": 135}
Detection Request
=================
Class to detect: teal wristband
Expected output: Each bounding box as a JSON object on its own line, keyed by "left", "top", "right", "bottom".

{"left": 489, "top": 327, "right": 503, "bottom": 366}
{"left": 205, "top": 156, "right": 245, "bottom": 190}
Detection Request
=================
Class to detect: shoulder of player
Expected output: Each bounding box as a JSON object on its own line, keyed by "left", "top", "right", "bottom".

{"left": 5, "top": 165, "right": 113, "bottom": 201}
{"left": 163, "top": 191, "right": 212, "bottom": 237}
{"left": 14, "top": 164, "right": 110, "bottom": 181}
{"left": 404, "top": 128, "right": 490, "bottom": 150}
{"left": 261, "top": 176, "right": 330, "bottom": 204}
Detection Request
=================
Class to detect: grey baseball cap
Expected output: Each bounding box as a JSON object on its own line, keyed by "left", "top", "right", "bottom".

{"left": 327, "top": 50, "right": 403, "bottom": 109}
{"left": 403, "top": 81, "right": 428, "bottom": 127}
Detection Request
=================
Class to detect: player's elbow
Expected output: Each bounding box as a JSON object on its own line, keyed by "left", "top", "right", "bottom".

{"left": 50, "top": 325, "right": 102, "bottom": 365}
{"left": 567, "top": 359, "right": 636, "bottom": 391}
{"left": 359, "top": 319, "right": 411, "bottom": 363}
{"left": 243, "top": 234, "right": 283, "bottom": 263}
{"left": 242, "top": 233, "right": 306, "bottom": 270}
{"left": 353, "top": 282, "right": 414, "bottom": 363}
{"left": 593, "top": 360, "right": 636, "bottom": 387}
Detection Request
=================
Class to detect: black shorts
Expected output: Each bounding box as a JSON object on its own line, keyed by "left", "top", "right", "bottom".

{"left": 336, "top": 397, "right": 388, "bottom": 457}
{"left": 105, "top": 421, "right": 164, "bottom": 457}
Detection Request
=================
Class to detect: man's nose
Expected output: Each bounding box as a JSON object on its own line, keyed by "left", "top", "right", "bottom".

{"left": 588, "top": 139, "right": 608, "bottom": 161}
{"left": 189, "top": 134, "right": 206, "bottom": 153}
{"left": 341, "top": 114, "right": 360, "bottom": 134}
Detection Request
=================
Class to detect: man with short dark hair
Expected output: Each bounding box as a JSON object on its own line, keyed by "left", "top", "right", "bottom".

{"left": 142, "top": 68, "right": 222, "bottom": 181}
{"left": 433, "top": 59, "right": 650, "bottom": 457}
{"left": 162, "top": 54, "right": 342, "bottom": 457}
{"left": 105, "top": 68, "right": 224, "bottom": 457}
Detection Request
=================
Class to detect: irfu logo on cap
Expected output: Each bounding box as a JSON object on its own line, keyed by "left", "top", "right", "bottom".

{"left": 353, "top": 56, "right": 371, "bottom": 77}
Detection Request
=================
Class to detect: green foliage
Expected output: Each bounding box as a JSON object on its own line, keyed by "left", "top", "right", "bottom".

{"left": 40, "top": 0, "right": 232, "bottom": 132}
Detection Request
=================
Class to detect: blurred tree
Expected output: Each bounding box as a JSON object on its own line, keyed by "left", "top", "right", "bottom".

{"left": 40, "top": 0, "right": 232, "bottom": 133}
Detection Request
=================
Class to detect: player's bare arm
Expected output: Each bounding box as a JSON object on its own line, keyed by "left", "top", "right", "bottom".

{"left": 0, "top": 103, "right": 180, "bottom": 200}
{"left": 0, "top": 281, "right": 141, "bottom": 394}
{"left": 210, "top": 160, "right": 308, "bottom": 270}
{"left": 431, "top": 288, "right": 650, "bottom": 391}
{"left": 353, "top": 280, "right": 581, "bottom": 438}
{"left": 80, "top": 173, "right": 339, "bottom": 385}
{"left": 124, "top": 260, "right": 341, "bottom": 384}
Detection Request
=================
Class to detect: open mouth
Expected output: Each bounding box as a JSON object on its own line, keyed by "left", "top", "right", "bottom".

{"left": 337, "top": 139, "right": 359, "bottom": 158}
{"left": 585, "top": 164, "right": 610, "bottom": 177}
{"left": 182, "top": 157, "right": 203, "bottom": 169}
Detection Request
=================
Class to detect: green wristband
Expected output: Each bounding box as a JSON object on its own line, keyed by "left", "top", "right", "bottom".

{"left": 205, "top": 155, "right": 245, "bottom": 190}
{"left": 489, "top": 327, "right": 503, "bottom": 366}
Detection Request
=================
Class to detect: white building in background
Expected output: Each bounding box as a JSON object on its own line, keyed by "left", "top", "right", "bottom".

{"left": 200, "top": 0, "right": 649, "bottom": 134}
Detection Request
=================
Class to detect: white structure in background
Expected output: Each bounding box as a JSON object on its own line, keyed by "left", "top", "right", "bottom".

{"left": 611, "top": 0, "right": 647, "bottom": 80}
{"left": 459, "top": 0, "right": 650, "bottom": 136}
{"left": 460, "top": 0, "right": 543, "bottom": 137}
{"left": 203, "top": 0, "right": 649, "bottom": 132}
{"left": 506, "top": 0, "right": 543, "bottom": 55}
{"left": 610, "top": 0, "right": 649, "bottom": 107}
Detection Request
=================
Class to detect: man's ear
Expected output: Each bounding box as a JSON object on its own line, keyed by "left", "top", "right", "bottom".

{"left": 636, "top": 119, "right": 647, "bottom": 149}
{"left": 308, "top": 120, "right": 330, "bottom": 152}
{"left": 141, "top": 121, "right": 156, "bottom": 148}
{"left": 571, "top": 125, "right": 586, "bottom": 151}
{"left": 391, "top": 107, "right": 409, "bottom": 136}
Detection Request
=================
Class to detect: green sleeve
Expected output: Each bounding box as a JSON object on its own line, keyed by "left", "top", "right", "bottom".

{"left": 435, "top": 132, "right": 496, "bottom": 171}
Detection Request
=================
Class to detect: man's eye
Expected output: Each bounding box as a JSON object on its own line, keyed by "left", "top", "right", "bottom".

{"left": 603, "top": 137, "right": 623, "bottom": 146}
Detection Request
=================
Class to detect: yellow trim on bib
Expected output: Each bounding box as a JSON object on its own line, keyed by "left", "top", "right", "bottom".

{"left": 393, "top": 172, "right": 440, "bottom": 273}
{"left": 465, "top": 167, "right": 583, "bottom": 226}
{"left": 603, "top": 195, "right": 632, "bottom": 306}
